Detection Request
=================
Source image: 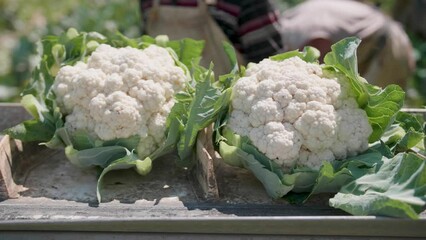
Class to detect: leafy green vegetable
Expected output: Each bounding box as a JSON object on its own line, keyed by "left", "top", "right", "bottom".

{"left": 330, "top": 153, "right": 426, "bottom": 219}
{"left": 65, "top": 145, "right": 128, "bottom": 169}
{"left": 270, "top": 46, "right": 320, "bottom": 63}
{"left": 96, "top": 151, "right": 141, "bottom": 202}
{"left": 4, "top": 119, "right": 56, "bottom": 142}
{"left": 364, "top": 85, "right": 406, "bottom": 142}
{"left": 177, "top": 69, "right": 232, "bottom": 166}
{"left": 166, "top": 38, "right": 204, "bottom": 69}
{"left": 323, "top": 37, "right": 367, "bottom": 106}
{"left": 2, "top": 28, "right": 212, "bottom": 202}
{"left": 239, "top": 147, "right": 293, "bottom": 198}
{"left": 3, "top": 94, "right": 59, "bottom": 142}
{"left": 175, "top": 42, "right": 240, "bottom": 166}
{"left": 323, "top": 37, "right": 405, "bottom": 142}
{"left": 215, "top": 37, "right": 425, "bottom": 218}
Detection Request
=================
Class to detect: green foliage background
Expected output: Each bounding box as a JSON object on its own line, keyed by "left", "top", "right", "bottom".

{"left": 0, "top": 0, "right": 141, "bottom": 101}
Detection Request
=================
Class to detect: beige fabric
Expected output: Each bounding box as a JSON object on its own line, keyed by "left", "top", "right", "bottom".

{"left": 280, "top": 0, "right": 415, "bottom": 88}
{"left": 359, "top": 22, "right": 415, "bottom": 88}
{"left": 146, "top": 0, "right": 242, "bottom": 75}
{"left": 280, "top": 0, "right": 387, "bottom": 51}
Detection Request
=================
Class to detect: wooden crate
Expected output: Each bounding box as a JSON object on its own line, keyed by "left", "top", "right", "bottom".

{"left": 0, "top": 104, "right": 425, "bottom": 239}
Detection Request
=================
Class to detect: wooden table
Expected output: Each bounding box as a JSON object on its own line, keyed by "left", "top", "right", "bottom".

{"left": 1, "top": 103, "right": 425, "bottom": 239}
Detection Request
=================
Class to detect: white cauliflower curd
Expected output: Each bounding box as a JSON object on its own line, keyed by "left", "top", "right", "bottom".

{"left": 52, "top": 44, "right": 187, "bottom": 158}
{"left": 227, "top": 57, "right": 373, "bottom": 170}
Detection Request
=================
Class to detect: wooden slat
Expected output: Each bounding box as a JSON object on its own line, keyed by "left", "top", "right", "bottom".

{"left": 0, "top": 103, "right": 31, "bottom": 131}
{"left": 0, "top": 136, "right": 23, "bottom": 200}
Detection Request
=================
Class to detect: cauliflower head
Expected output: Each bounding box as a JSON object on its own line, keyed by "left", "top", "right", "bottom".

{"left": 52, "top": 44, "right": 187, "bottom": 158}
{"left": 227, "top": 57, "right": 373, "bottom": 170}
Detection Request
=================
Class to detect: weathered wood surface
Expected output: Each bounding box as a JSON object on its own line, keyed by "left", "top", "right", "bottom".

{"left": 0, "top": 134, "right": 337, "bottom": 212}
{"left": 0, "top": 103, "right": 31, "bottom": 132}
{"left": 0, "top": 104, "right": 425, "bottom": 238}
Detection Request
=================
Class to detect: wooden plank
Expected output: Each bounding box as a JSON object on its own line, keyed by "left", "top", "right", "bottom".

{"left": 0, "top": 231, "right": 406, "bottom": 240}
{"left": 194, "top": 125, "right": 219, "bottom": 200}
{"left": 0, "top": 209, "right": 425, "bottom": 238}
{"left": 0, "top": 136, "right": 24, "bottom": 200}
{"left": 0, "top": 103, "right": 31, "bottom": 131}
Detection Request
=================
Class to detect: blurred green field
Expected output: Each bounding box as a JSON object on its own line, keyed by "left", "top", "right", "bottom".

{"left": 0, "top": 0, "right": 425, "bottom": 106}
{"left": 0, "top": 0, "right": 141, "bottom": 101}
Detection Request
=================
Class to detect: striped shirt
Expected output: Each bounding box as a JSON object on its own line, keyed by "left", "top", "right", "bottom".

{"left": 139, "top": 0, "right": 283, "bottom": 63}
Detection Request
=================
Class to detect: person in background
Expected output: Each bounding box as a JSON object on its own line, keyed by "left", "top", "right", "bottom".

{"left": 139, "top": 0, "right": 284, "bottom": 64}
{"left": 279, "top": 0, "right": 415, "bottom": 89}
{"left": 393, "top": 0, "right": 426, "bottom": 39}
{"left": 392, "top": 0, "right": 426, "bottom": 102}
